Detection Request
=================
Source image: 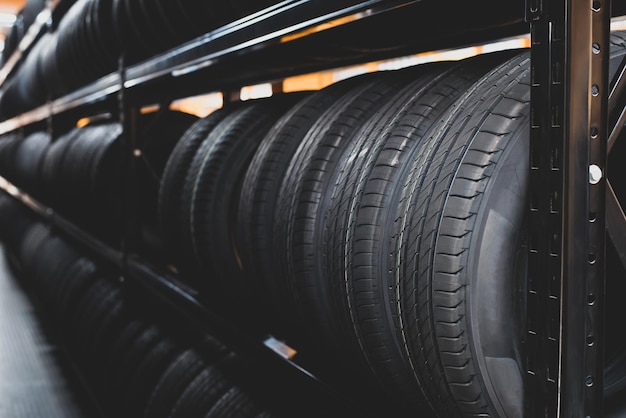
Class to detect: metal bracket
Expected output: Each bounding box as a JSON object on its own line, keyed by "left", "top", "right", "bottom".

{"left": 525, "top": 0, "right": 610, "bottom": 416}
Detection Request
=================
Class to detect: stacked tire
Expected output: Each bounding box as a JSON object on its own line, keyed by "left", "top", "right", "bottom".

{"left": 0, "top": 0, "right": 46, "bottom": 66}
{"left": 158, "top": 31, "right": 626, "bottom": 417}
{"left": 0, "top": 110, "right": 197, "bottom": 247}
{"left": 0, "top": 0, "right": 286, "bottom": 118}
{"left": 0, "top": 198, "right": 292, "bottom": 418}
{"left": 113, "top": 0, "right": 280, "bottom": 65}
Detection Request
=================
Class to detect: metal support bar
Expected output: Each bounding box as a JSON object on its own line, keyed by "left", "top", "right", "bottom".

{"left": 526, "top": 0, "right": 610, "bottom": 415}
{"left": 525, "top": 13, "right": 562, "bottom": 415}
{"left": 577, "top": 3, "right": 609, "bottom": 415}
{"left": 118, "top": 57, "right": 141, "bottom": 265}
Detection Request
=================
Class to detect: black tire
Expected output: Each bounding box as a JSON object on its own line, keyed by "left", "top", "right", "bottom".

{"left": 58, "top": 0, "right": 93, "bottom": 90}
{"left": 135, "top": 109, "right": 199, "bottom": 230}
{"left": 122, "top": 0, "right": 160, "bottom": 60}
{"left": 0, "top": 133, "right": 21, "bottom": 180}
{"left": 322, "top": 50, "right": 521, "bottom": 413}
{"left": 183, "top": 94, "right": 304, "bottom": 302}
{"left": 11, "top": 129, "right": 50, "bottom": 198}
{"left": 382, "top": 32, "right": 626, "bottom": 415}
{"left": 82, "top": 288, "right": 131, "bottom": 389}
{"left": 106, "top": 322, "right": 163, "bottom": 403}
{"left": 88, "top": 122, "right": 124, "bottom": 239}
{"left": 101, "top": 317, "right": 153, "bottom": 407}
{"left": 92, "top": 0, "right": 118, "bottom": 69}
{"left": 166, "top": 353, "right": 239, "bottom": 418}
{"left": 272, "top": 68, "right": 419, "bottom": 364}
{"left": 30, "top": 233, "right": 81, "bottom": 309}
{"left": 143, "top": 349, "right": 209, "bottom": 418}
{"left": 0, "top": 192, "right": 37, "bottom": 252}
{"left": 55, "top": 124, "right": 108, "bottom": 220}
{"left": 18, "top": 222, "right": 51, "bottom": 280}
{"left": 54, "top": 256, "right": 100, "bottom": 334}
{"left": 236, "top": 76, "right": 371, "bottom": 332}
{"left": 159, "top": 106, "right": 236, "bottom": 271}
{"left": 204, "top": 386, "right": 260, "bottom": 418}
{"left": 68, "top": 278, "right": 123, "bottom": 367}
{"left": 121, "top": 333, "right": 183, "bottom": 418}
{"left": 40, "top": 127, "right": 83, "bottom": 207}
{"left": 39, "top": 31, "right": 67, "bottom": 99}
{"left": 387, "top": 50, "right": 532, "bottom": 417}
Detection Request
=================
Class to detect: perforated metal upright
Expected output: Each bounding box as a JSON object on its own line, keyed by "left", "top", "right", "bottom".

{"left": 526, "top": 0, "right": 614, "bottom": 416}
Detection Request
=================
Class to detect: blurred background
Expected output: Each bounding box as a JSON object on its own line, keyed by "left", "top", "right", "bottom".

{"left": 0, "top": 0, "right": 24, "bottom": 52}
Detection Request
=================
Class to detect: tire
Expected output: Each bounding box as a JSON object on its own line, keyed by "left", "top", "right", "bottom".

{"left": 101, "top": 317, "right": 153, "bottom": 407}
{"left": 56, "top": 0, "right": 93, "bottom": 90}
{"left": 0, "top": 133, "right": 21, "bottom": 181}
{"left": 91, "top": 0, "right": 118, "bottom": 70}
{"left": 55, "top": 124, "right": 108, "bottom": 221}
{"left": 106, "top": 322, "right": 163, "bottom": 403}
{"left": 69, "top": 278, "right": 123, "bottom": 368}
{"left": 236, "top": 74, "right": 373, "bottom": 332}
{"left": 30, "top": 233, "right": 81, "bottom": 309}
{"left": 143, "top": 349, "right": 209, "bottom": 418}
{"left": 18, "top": 222, "right": 51, "bottom": 280}
{"left": 392, "top": 31, "right": 626, "bottom": 416}
{"left": 11, "top": 130, "right": 50, "bottom": 198}
{"left": 395, "top": 50, "right": 531, "bottom": 417}
{"left": 121, "top": 333, "right": 183, "bottom": 418}
{"left": 272, "top": 68, "right": 421, "bottom": 367}
{"left": 159, "top": 105, "right": 236, "bottom": 271}
{"left": 135, "top": 109, "right": 199, "bottom": 230}
{"left": 39, "top": 31, "right": 67, "bottom": 99}
{"left": 203, "top": 386, "right": 260, "bottom": 418}
{"left": 88, "top": 122, "right": 124, "bottom": 240}
{"left": 83, "top": 288, "right": 130, "bottom": 388}
{"left": 183, "top": 94, "right": 304, "bottom": 302}
{"left": 40, "top": 127, "right": 83, "bottom": 207}
{"left": 166, "top": 353, "right": 239, "bottom": 418}
{"left": 53, "top": 256, "right": 100, "bottom": 333}
{"left": 323, "top": 50, "right": 521, "bottom": 413}
{"left": 0, "top": 192, "right": 37, "bottom": 252}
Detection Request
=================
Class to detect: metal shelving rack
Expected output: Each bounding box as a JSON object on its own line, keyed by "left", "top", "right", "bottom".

{"left": 525, "top": 0, "right": 615, "bottom": 416}
{"left": 0, "top": 0, "right": 625, "bottom": 416}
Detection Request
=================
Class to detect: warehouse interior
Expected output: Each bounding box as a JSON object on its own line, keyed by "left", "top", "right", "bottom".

{"left": 0, "top": 1, "right": 626, "bottom": 417}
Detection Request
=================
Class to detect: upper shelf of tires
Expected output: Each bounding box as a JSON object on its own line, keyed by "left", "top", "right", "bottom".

{"left": 3, "top": 0, "right": 626, "bottom": 133}
{"left": 0, "top": 0, "right": 544, "bottom": 131}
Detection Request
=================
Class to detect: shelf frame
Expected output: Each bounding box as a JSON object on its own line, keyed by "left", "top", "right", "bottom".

{"left": 525, "top": 0, "right": 615, "bottom": 415}
{"left": 0, "top": 0, "right": 420, "bottom": 135}
{"left": 0, "top": 0, "right": 625, "bottom": 415}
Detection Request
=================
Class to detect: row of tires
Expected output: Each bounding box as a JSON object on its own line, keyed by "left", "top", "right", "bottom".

{"left": 157, "top": 31, "right": 626, "bottom": 417}
{"left": 160, "top": 47, "right": 534, "bottom": 417}
{"left": 1, "top": 33, "right": 626, "bottom": 417}
{"left": 0, "top": 192, "right": 291, "bottom": 418}
{"left": 0, "top": 109, "right": 198, "bottom": 245}
{"left": 0, "top": 0, "right": 287, "bottom": 118}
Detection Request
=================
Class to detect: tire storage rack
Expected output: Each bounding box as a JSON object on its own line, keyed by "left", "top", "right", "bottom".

{"left": 0, "top": 0, "right": 625, "bottom": 417}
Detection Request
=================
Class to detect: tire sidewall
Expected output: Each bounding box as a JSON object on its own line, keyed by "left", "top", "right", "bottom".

{"left": 466, "top": 120, "right": 529, "bottom": 418}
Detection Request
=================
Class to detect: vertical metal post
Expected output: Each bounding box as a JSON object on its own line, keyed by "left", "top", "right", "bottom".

{"left": 118, "top": 56, "right": 140, "bottom": 266}
{"left": 526, "top": 0, "right": 609, "bottom": 416}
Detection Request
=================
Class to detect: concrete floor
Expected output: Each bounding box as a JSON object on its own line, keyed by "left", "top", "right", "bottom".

{"left": 0, "top": 245, "right": 101, "bottom": 418}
